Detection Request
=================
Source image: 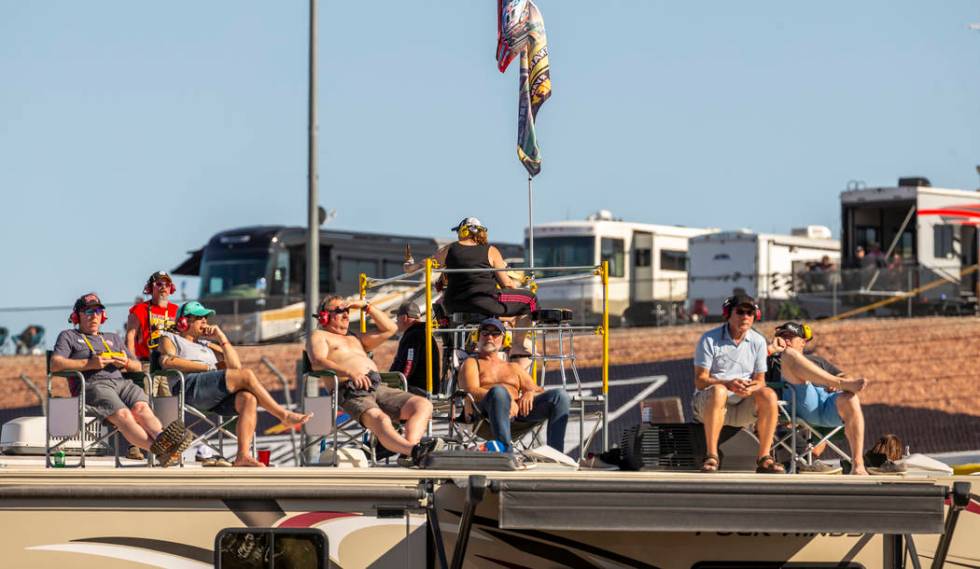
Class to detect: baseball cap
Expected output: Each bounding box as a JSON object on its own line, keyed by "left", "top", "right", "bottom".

{"left": 479, "top": 318, "right": 507, "bottom": 334}
{"left": 73, "top": 293, "right": 105, "bottom": 312}
{"left": 729, "top": 294, "right": 758, "bottom": 309}
{"left": 775, "top": 321, "right": 811, "bottom": 341}
{"left": 179, "top": 301, "right": 216, "bottom": 318}
{"left": 451, "top": 217, "right": 486, "bottom": 232}
{"left": 395, "top": 302, "right": 422, "bottom": 319}
{"left": 149, "top": 270, "right": 173, "bottom": 283}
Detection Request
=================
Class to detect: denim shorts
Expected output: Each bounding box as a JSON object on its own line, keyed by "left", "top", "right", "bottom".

{"left": 782, "top": 383, "right": 843, "bottom": 427}
{"left": 184, "top": 370, "right": 238, "bottom": 416}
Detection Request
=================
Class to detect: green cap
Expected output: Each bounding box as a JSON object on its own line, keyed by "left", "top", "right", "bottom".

{"left": 180, "top": 301, "right": 216, "bottom": 318}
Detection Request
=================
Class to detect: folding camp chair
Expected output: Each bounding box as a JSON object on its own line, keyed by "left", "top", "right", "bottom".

{"left": 447, "top": 389, "right": 545, "bottom": 452}
{"left": 149, "top": 351, "right": 246, "bottom": 466}
{"left": 45, "top": 351, "right": 151, "bottom": 468}
{"left": 768, "top": 380, "right": 849, "bottom": 474}
{"left": 299, "top": 351, "right": 409, "bottom": 466}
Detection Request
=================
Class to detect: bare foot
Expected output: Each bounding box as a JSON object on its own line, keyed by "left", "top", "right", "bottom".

{"left": 851, "top": 465, "right": 869, "bottom": 476}
{"left": 840, "top": 377, "right": 867, "bottom": 393}
{"left": 233, "top": 456, "right": 266, "bottom": 467}
{"left": 280, "top": 411, "right": 313, "bottom": 427}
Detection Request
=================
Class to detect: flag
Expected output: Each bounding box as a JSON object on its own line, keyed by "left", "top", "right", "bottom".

{"left": 498, "top": 0, "right": 551, "bottom": 177}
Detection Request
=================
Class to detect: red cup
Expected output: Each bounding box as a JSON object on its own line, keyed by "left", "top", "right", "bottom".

{"left": 257, "top": 448, "right": 271, "bottom": 466}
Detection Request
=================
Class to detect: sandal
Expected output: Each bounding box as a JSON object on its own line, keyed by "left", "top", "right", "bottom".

{"left": 700, "top": 454, "right": 720, "bottom": 473}
{"left": 756, "top": 455, "right": 786, "bottom": 474}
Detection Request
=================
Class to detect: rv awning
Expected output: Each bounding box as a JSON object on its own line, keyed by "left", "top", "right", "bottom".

{"left": 172, "top": 248, "right": 203, "bottom": 276}
{"left": 493, "top": 479, "right": 946, "bottom": 534}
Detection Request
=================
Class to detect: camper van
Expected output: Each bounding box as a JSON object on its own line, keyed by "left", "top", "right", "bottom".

{"left": 687, "top": 227, "right": 840, "bottom": 319}
{"left": 173, "top": 225, "right": 522, "bottom": 344}
{"left": 840, "top": 178, "right": 980, "bottom": 312}
{"left": 528, "top": 211, "right": 718, "bottom": 325}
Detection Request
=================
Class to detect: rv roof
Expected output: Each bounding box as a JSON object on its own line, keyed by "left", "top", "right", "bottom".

{"left": 528, "top": 219, "right": 718, "bottom": 238}
{"left": 693, "top": 230, "right": 840, "bottom": 250}
{"left": 841, "top": 185, "right": 980, "bottom": 204}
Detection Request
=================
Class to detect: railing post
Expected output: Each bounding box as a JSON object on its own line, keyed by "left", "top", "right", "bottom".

{"left": 600, "top": 260, "right": 610, "bottom": 451}
{"left": 425, "top": 258, "right": 434, "bottom": 395}
{"left": 359, "top": 273, "right": 368, "bottom": 334}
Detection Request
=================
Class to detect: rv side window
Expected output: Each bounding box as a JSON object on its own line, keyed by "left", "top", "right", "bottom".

{"left": 634, "top": 249, "right": 651, "bottom": 267}
{"left": 934, "top": 225, "right": 955, "bottom": 258}
{"left": 339, "top": 257, "right": 379, "bottom": 283}
{"left": 601, "top": 238, "right": 625, "bottom": 277}
{"left": 215, "top": 528, "right": 327, "bottom": 569}
{"left": 660, "top": 249, "right": 687, "bottom": 271}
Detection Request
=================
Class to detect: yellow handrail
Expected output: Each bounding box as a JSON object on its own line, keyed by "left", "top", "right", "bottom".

{"left": 424, "top": 258, "right": 434, "bottom": 395}
{"left": 359, "top": 273, "right": 368, "bottom": 333}
{"left": 601, "top": 260, "right": 609, "bottom": 396}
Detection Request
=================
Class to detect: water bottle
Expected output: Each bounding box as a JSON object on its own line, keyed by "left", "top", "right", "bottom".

{"left": 53, "top": 450, "right": 66, "bottom": 468}
{"left": 481, "top": 441, "right": 505, "bottom": 453}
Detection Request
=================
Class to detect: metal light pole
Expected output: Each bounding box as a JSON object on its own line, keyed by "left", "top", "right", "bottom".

{"left": 305, "top": 0, "right": 320, "bottom": 337}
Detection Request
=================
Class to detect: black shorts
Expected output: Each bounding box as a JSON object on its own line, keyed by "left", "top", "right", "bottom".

{"left": 446, "top": 288, "right": 537, "bottom": 317}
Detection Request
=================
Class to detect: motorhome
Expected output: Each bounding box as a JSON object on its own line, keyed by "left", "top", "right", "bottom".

{"left": 172, "top": 226, "right": 522, "bottom": 344}
{"left": 687, "top": 227, "right": 840, "bottom": 319}
{"left": 840, "top": 177, "right": 980, "bottom": 313}
{"left": 528, "top": 211, "right": 718, "bottom": 325}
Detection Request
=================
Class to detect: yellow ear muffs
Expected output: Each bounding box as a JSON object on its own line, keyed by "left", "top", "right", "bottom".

{"left": 503, "top": 330, "right": 513, "bottom": 350}
{"left": 802, "top": 323, "right": 813, "bottom": 341}
{"left": 458, "top": 227, "right": 471, "bottom": 239}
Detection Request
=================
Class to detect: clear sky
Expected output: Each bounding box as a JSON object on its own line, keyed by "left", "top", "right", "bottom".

{"left": 1, "top": 1, "right": 978, "bottom": 341}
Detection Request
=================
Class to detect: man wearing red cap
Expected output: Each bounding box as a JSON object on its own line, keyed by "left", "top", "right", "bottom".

{"left": 50, "top": 293, "right": 192, "bottom": 465}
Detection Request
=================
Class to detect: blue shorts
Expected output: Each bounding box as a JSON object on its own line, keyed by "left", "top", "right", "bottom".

{"left": 782, "top": 382, "right": 843, "bottom": 427}
{"left": 184, "top": 370, "right": 238, "bottom": 416}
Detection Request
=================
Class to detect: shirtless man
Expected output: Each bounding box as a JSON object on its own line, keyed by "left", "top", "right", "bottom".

{"left": 458, "top": 318, "right": 570, "bottom": 452}
{"left": 307, "top": 295, "right": 442, "bottom": 464}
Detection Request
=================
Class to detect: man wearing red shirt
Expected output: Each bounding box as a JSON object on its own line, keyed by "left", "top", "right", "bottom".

{"left": 125, "top": 271, "right": 179, "bottom": 460}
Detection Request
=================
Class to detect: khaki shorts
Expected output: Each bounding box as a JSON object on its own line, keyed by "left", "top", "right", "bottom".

{"left": 692, "top": 388, "right": 757, "bottom": 427}
{"left": 340, "top": 384, "right": 415, "bottom": 423}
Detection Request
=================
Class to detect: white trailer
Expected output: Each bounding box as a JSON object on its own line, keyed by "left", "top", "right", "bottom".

{"left": 840, "top": 178, "right": 980, "bottom": 309}
{"left": 687, "top": 228, "right": 840, "bottom": 319}
{"left": 528, "top": 211, "right": 717, "bottom": 325}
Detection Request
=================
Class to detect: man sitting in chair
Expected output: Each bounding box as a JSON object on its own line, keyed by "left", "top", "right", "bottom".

{"left": 50, "top": 293, "right": 192, "bottom": 465}
{"left": 159, "top": 301, "right": 311, "bottom": 467}
{"left": 766, "top": 322, "right": 868, "bottom": 475}
{"left": 458, "top": 318, "right": 570, "bottom": 453}
{"left": 693, "top": 294, "right": 783, "bottom": 473}
{"left": 307, "top": 295, "right": 442, "bottom": 465}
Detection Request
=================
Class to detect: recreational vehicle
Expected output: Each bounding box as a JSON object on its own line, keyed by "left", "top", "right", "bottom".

{"left": 840, "top": 178, "right": 980, "bottom": 313}
{"left": 528, "top": 211, "right": 718, "bottom": 325}
{"left": 172, "top": 225, "right": 522, "bottom": 344}
{"left": 687, "top": 227, "right": 840, "bottom": 320}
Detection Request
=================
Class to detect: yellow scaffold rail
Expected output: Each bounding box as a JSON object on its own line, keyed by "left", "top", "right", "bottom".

{"left": 424, "top": 257, "right": 434, "bottom": 395}
{"left": 359, "top": 273, "right": 368, "bottom": 333}
{"left": 600, "top": 260, "right": 609, "bottom": 397}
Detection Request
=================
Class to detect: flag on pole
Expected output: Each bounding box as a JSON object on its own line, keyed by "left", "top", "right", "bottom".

{"left": 497, "top": 0, "right": 551, "bottom": 177}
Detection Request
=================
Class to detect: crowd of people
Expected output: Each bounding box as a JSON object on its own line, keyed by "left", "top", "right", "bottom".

{"left": 45, "top": 216, "right": 877, "bottom": 474}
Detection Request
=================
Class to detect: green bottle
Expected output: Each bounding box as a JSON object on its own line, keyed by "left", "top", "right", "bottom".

{"left": 53, "top": 450, "right": 66, "bottom": 468}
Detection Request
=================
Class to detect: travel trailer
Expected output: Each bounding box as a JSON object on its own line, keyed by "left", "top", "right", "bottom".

{"left": 840, "top": 177, "right": 980, "bottom": 313}
{"left": 687, "top": 227, "right": 840, "bottom": 319}
{"left": 529, "top": 211, "right": 718, "bottom": 325}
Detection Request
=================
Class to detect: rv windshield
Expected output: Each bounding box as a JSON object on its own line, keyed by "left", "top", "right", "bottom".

{"left": 199, "top": 249, "right": 271, "bottom": 298}
{"left": 532, "top": 236, "right": 595, "bottom": 277}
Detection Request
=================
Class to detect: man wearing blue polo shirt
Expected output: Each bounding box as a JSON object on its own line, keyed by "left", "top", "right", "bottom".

{"left": 693, "top": 294, "right": 783, "bottom": 473}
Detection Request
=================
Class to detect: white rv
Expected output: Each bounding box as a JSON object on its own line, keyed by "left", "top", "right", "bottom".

{"left": 840, "top": 178, "right": 980, "bottom": 310}
{"left": 528, "top": 211, "right": 718, "bottom": 325}
{"left": 687, "top": 227, "right": 840, "bottom": 319}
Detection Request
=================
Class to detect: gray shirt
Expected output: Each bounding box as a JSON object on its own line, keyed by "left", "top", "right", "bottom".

{"left": 52, "top": 329, "right": 135, "bottom": 392}
{"left": 161, "top": 331, "right": 219, "bottom": 371}
{"left": 693, "top": 324, "right": 767, "bottom": 387}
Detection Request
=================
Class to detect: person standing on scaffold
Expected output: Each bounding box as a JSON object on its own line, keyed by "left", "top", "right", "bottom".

{"left": 404, "top": 217, "right": 537, "bottom": 368}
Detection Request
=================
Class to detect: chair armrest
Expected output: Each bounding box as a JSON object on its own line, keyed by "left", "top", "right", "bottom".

{"left": 377, "top": 372, "right": 408, "bottom": 391}
{"left": 303, "top": 370, "right": 339, "bottom": 395}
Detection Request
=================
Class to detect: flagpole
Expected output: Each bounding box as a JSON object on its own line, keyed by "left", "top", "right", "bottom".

{"left": 304, "top": 0, "right": 319, "bottom": 338}
{"left": 527, "top": 174, "right": 534, "bottom": 269}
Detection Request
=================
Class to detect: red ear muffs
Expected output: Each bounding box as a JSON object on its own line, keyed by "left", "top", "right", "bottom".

{"left": 722, "top": 298, "right": 761, "bottom": 321}
{"left": 317, "top": 311, "right": 331, "bottom": 329}
{"left": 176, "top": 316, "right": 189, "bottom": 332}
{"left": 145, "top": 281, "right": 177, "bottom": 295}
{"left": 70, "top": 310, "right": 107, "bottom": 325}
{"left": 143, "top": 283, "right": 152, "bottom": 295}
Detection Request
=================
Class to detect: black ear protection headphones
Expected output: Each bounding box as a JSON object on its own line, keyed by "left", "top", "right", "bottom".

{"left": 721, "top": 296, "right": 762, "bottom": 320}
{"left": 175, "top": 304, "right": 189, "bottom": 333}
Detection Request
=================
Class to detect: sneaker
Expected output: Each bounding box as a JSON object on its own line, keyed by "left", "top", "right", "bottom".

{"left": 411, "top": 437, "right": 447, "bottom": 466}
{"left": 796, "top": 459, "right": 843, "bottom": 475}
{"left": 127, "top": 446, "right": 145, "bottom": 461}
{"left": 868, "top": 460, "right": 907, "bottom": 475}
{"left": 395, "top": 456, "right": 415, "bottom": 468}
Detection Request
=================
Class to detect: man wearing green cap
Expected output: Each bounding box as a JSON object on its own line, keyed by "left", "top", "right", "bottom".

{"left": 159, "top": 301, "right": 311, "bottom": 467}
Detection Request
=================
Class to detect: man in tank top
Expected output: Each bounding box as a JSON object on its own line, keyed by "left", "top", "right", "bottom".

{"left": 159, "top": 301, "right": 311, "bottom": 467}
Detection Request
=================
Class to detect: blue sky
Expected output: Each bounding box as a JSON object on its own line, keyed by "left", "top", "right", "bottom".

{"left": 1, "top": 1, "right": 979, "bottom": 341}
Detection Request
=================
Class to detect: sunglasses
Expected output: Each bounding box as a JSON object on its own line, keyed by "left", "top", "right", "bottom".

{"left": 327, "top": 307, "right": 350, "bottom": 315}
{"left": 81, "top": 308, "right": 105, "bottom": 316}
{"left": 479, "top": 328, "right": 503, "bottom": 337}
{"left": 153, "top": 280, "right": 172, "bottom": 288}
{"left": 734, "top": 308, "right": 756, "bottom": 316}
